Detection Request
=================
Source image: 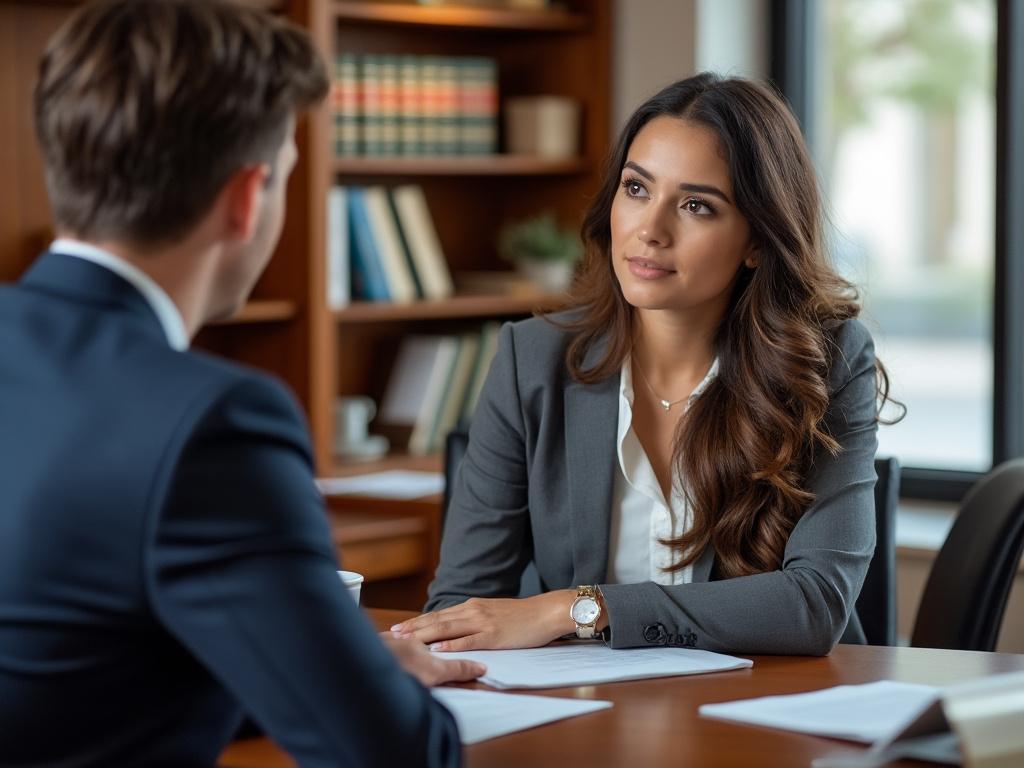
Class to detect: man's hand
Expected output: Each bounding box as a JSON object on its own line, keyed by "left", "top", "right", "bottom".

{"left": 379, "top": 633, "right": 486, "bottom": 686}
{"left": 388, "top": 591, "right": 579, "bottom": 652}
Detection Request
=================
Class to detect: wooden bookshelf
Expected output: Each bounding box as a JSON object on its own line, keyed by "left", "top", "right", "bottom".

{"left": 0, "top": 0, "right": 611, "bottom": 477}
{"left": 331, "top": 1, "right": 588, "bottom": 32}
{"left": 333, "top": 292, "right": 559, "bottom": 323}
{"left": 333, "top": 155, "right": 588, "bottom": 177}
{"left": 211, "top": 299, "right": 298, "bottom": 325}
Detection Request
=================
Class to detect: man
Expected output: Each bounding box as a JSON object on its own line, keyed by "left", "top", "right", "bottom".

{"left": 0, "top": 1, "right": 480, "bottom": 765}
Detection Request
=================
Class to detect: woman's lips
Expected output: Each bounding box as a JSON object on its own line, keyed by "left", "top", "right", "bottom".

{"left": 626, "top": 256, "right": 675, "bottom": 279}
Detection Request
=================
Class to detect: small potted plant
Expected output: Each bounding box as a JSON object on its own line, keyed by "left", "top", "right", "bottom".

{"left": 498, "top": 212, "right": 583, "bottom": 292}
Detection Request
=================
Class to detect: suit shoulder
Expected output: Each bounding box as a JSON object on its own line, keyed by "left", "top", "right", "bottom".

{"left": 503, "top": 312, "right": 575, "bottom": 369}
{"left": 147, "top": 347, "right": 306, "bottom": 429}
{"left": 826, "top": 317, "right": 876, "bottom": 391}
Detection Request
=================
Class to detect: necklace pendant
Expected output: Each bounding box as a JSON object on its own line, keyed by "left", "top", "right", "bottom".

{"left": 660, "top": 399, "right": 671, "bottom": 411}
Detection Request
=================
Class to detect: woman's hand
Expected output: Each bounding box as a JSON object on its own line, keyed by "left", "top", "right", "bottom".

{"left": 378, "top": 633, "right": 487, "bottom": 686}
{"left": 390, "top": 591, "right": 578, "bottom": 652}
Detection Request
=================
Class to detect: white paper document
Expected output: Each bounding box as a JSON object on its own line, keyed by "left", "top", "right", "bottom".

{"left": 431, "top": 687, "right": 611, "bottom": 745}
{"left": 699, "top": 681, "right": 940, "bottom": 743}
{"left": 315, "top": 470, "right": 444, "bottom": 499}
{"left": 439, "top": 643, "right": 752, "bottom": 689}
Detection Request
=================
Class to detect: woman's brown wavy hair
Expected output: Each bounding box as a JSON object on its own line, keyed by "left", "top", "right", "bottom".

{"left": 558, "top": 73, "right": 897, "bottom": 579}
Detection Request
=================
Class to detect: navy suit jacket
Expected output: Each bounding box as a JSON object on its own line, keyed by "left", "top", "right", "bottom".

{"left": 0, "top": 253, "right": 460, "bottom": 767}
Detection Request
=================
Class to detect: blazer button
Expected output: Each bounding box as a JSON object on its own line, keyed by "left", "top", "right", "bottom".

{"left": 643, "top": 624, "right": 667, "bottom": 644}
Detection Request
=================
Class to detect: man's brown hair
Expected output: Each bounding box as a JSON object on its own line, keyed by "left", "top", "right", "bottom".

{"left": 34, "top": 0, "right": 328, "bottom": 245}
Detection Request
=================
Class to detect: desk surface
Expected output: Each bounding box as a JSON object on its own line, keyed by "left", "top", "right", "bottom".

{"left": 219, "top": 609, "right": 1024, "bottom": 768}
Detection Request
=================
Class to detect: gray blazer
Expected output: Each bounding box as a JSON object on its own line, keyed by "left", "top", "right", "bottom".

{"left": 427, "top": 314, "right": 879, "bottom": 655}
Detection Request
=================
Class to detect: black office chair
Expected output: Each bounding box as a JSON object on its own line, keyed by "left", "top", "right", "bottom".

{"left": 910, "top": 458, "right": 1024, "bottom": 652}
{"left": 855, "top": 457, "right": 900, "bottom": 646}
{"left": 442, "top": 423, "right": 470, "bottom": 525}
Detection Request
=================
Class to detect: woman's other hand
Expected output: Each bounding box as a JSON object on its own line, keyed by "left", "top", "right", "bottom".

{"left": 389, "top": 591, "right": 583, "bottom": 651}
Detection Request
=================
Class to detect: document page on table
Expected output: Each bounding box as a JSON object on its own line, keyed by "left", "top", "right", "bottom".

{"left": 438, "top": 643, "right": 752, "bottom": 689}
{"left": 698, "top": 681, "right": 940, "bottom": 743}
{"left": 431, "top": 687, "right": 611, "bottom": 744}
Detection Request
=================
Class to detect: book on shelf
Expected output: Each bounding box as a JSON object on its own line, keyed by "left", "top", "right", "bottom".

{"left": 376, "top": 335, "right": 460, "bottom": 456}
{"left": 378, "top": 55, "right": 401, "bottom": 156}
{"left": 398, "top": 54, "right": 422, "bottom": 156}
{"left": 461, "top": 321, "right": 501, "bottom": 422}
{"left": 335, "top": 184, "right": 454, "bottom": 304}
{"left": 326, "top": 186, "right": 350, "bottom": 309}
{"left": 332, "top": 53, "right": 359, "bottom": 156}
{"left": 333, "top": 53, "right": 498, "bottom": 158}
{"left": 458, "top": 58, "right": 498, "bottom": 155}
{"left": 390, "top": 185, "right": 454, "bottom": 300}
{"left": 361, "top": 54, "right": 384, "bottom": 155}
{"left": 436, "top": 57, "right": 461, "bottom": 156}
{"left": 428, "top": 332, "right": 480, "bottom": 452}
{"left": 362, "top": 187, "right": 419, "bottom": 303}
{"left": 376, "top": 325, "right": 501, "bottom": 455}
{"left": 347, "top": 187, "right": 392, "bottom": 302}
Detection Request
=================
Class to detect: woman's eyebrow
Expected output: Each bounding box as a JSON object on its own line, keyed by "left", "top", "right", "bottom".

{"left": 623, "top": 161, "right": 732, "bottom": 204}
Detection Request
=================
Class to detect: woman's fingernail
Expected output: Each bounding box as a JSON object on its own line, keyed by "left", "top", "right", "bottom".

{"left": 430, "top": 642, "right": 446, "bottom": 651}
{"left": 390, "top": 624, "right": 403, "bottom": 632}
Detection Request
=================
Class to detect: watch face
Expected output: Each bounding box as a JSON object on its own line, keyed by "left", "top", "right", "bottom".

{"left": 571, "top": 596, "right": 600, "bottom": 624}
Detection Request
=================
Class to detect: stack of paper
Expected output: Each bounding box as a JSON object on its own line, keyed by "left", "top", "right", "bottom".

{"left": 698, "top": 681, "right": 940, "bottom": 743}
{"left": 315, "top": 470, "right": 444, "bottom": 499}
{"left": 432, "top": 687, "right": 611, "bottom": 745}
{"left": 440, "top": 643, "right": 753, "bottom": 690}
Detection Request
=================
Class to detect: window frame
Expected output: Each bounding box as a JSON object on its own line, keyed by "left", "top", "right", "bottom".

{"left": 770, "top": 0, "right": 1024, "bottom": 502}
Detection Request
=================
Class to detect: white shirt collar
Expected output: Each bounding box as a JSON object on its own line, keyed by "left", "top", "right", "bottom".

{"left": 51, "top": 238, "right": 189, "bottom": 351}
{"left": 619, "top": 355, "right": 720, "bottom": 413}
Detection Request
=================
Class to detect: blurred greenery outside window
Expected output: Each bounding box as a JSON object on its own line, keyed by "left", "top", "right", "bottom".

{"left": 813, "top": 0, "right": 995, "bottom": 471}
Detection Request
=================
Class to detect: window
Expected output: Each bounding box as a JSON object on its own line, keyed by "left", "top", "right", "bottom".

{"left": 773, "top": 0, "right": 1024, "bottom": 499}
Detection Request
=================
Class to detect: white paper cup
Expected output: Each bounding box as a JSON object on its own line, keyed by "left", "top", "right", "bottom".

{"left": 338, "top": 570, "right": 364, "bottom": 604}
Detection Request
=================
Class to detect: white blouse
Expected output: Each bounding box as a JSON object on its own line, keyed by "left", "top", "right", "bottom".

{"left": 605, "top": 357, "right": 719, "bottom": 586}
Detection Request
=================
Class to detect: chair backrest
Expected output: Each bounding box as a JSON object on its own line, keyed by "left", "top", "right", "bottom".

{"left": 442, "top": 424, "right": 470, "bottom": 525}
{"left": 911, "top": 458, "right": 1024, "bottom": 652}
{"left": 856, "top": 457, "right": 900, "bottom": 646}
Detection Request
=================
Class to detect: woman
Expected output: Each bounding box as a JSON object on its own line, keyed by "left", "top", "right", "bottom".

{"left": 393, "top": 73, "right": 895, "bottom": 656}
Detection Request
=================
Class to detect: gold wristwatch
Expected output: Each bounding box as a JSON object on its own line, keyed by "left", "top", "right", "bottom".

{"left": 569, "top": 585, "right": 602, "bottom": 639}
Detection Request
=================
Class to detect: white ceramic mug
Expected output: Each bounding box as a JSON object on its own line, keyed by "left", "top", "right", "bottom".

{"left": 334, "top": 396, "right": 376, "bottom": 448}
{"left": 338, "top": 570, "right": 364, "bottom": 604}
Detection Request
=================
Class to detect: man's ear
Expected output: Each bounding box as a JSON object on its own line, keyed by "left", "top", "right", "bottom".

{"left": 224, "top": 164, "right": 270, "bottom": 242}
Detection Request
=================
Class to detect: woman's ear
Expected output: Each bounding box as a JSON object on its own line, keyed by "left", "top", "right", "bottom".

{"left": 744, "top": 249, "right": 760, "bottom": 269}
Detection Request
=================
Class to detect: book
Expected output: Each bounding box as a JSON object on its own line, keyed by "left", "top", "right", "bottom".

{"left": 461, "top": 321, "right": 501, "bottom": 422}
{"left": 377, "top": 336, "right": 460, "bottom": 455}
{"left": 347, "top": 187, "right": 391, "bottom": 302}
{"left": 378, "top": 55, "right": 401, "bottom": 156}
{"left": 437, "top": 57, "right": 461, "bottom": 155}
{"left": 458, "top": 57, "right": 497, "bottom": 155}
{"left": 360, "top": 54, "right": 383, "bottom": 155}
{"left": 419, "top": 56, "right": 443, "bottom": 155}
{"left": 398, "top": 54, "right": 422, "bottom": 155}
{"left": 428, "top": 332, "right": 481, "bottom": 452}
{"left": 325, "top": 186, "right": 350, "bottom": 309}
{"left": 332, "top": 53, "right": 360, "bottom": 156}
{"left": 390, "top": 185, "right": 454, "bottom": 300}
{"left": 362, "top": 186, "right": 419, "bottom": 303}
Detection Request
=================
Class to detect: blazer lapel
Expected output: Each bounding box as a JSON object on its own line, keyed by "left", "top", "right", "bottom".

{"left": 563, "top": 338, "right": 619, "bottom": 586}
{"left": 691, "top": 545, "right": 716, "bottom": 582}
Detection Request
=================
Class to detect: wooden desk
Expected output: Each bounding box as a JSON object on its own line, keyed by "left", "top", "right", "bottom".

{"left": 220, "top": 609, "right": 1024, "bottom": 768}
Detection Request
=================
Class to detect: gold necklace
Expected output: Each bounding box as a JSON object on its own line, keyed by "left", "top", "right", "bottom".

{"left": 633, "top": 360, "right": 689, "bottom": 412}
